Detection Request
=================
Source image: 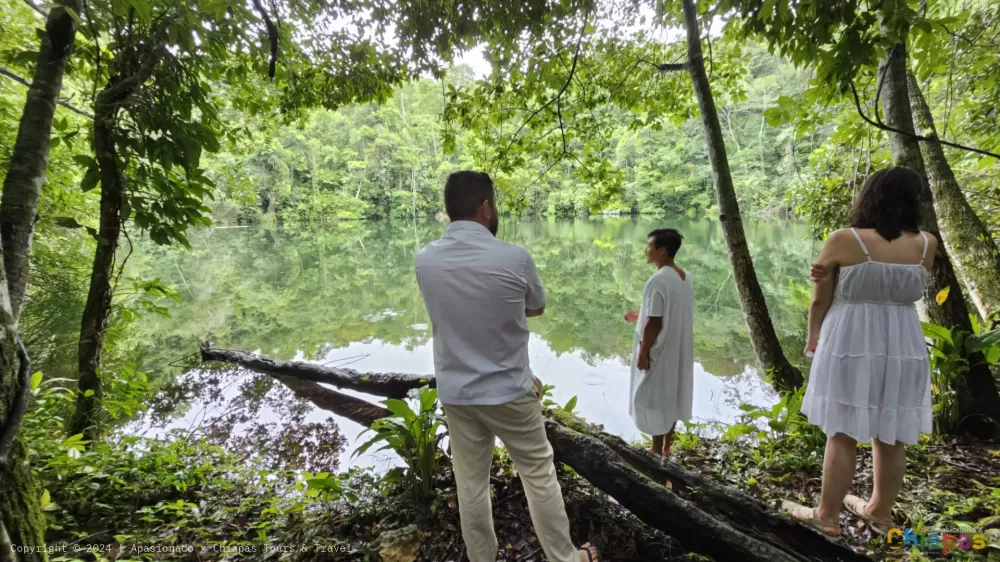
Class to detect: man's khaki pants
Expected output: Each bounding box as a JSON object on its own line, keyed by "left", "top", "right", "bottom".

{"left": 443, "top": 392, "right": 578, "bottom": 562}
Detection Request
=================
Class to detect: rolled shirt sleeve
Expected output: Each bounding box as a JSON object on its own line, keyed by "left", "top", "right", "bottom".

{"left": 523, "top": 251, "right": 547, "bottom": 311}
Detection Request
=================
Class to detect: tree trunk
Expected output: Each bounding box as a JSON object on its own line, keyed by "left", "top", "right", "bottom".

{"left": 200, "top": 345, "right": 871, "bottom": 562}
{"left": 0, "top": 441, "right": 47, "bottom": 562}
{"left": 68, "top": 89, "right": 126, "bottom": 443}
{"left": 0, "top": 282, "right": 43, "bottom": 562}
{"left": 907, "top": 74, "right": 1000, "bottom": 322}
{"left": 879, "top": 42, "right": 1000, "bottom": 436}
{"left": 680, "top": 0, "right": 803, "bottom": 392}
{"left": 68, "top": 47, "right": 164, "bottom": 441}
{"left": 0, "top": 5, "right": 81, "bottom": 558}
{"left": 0, "top": 328, "right": 45, "bottom": 562}
{"left": 0, "top": 2, "right": 80, "bottom": 323}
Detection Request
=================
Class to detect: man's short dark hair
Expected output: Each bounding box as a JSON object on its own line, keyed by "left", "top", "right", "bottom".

{"left": 649, "top": 228, "right": 683, "bottom": 257}
{"left": 444, "top": 171, "right": 495, "bottom": 221}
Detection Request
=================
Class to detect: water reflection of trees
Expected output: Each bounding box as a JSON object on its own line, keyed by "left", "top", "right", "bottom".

{"left": 129, "top": 218, "right": 816, "bottom": 382}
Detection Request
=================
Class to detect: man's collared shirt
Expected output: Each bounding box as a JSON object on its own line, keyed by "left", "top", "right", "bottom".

{"left": 415, "top": 221, "right": 546, "bottom": 406}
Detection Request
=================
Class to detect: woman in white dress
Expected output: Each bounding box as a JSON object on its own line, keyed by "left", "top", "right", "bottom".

{"left": 783, "top": 167, "right": 937, "bottom": 537}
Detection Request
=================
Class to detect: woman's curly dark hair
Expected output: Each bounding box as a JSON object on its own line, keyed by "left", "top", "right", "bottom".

{"left": 849, "top": 166, "right": 923, "bottom": 241}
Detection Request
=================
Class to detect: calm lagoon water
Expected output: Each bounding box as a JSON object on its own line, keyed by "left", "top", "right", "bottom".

{"left": 125, "top": 217, "right": 819, "bottom": 470}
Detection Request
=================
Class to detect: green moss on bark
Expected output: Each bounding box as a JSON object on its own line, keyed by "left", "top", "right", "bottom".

{"left": 1, "top": 439, "right": 48, "bottom": 562}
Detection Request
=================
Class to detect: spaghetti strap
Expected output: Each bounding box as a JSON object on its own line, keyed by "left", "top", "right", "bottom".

{"left": 849, "top": 228, "right": 871, "bottom": 261}
{"left": 920, "top": 231, "right": 929, "bottom": 259}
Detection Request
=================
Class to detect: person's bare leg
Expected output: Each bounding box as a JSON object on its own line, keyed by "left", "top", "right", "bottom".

{"left": 815, "top": 433, "right": 858, "bottom": 523}
{"left": 650, "top": 434, "right": 664, "bottom": 457}
{"left": 867, "top": 438, "right": 905, "bottom": 520}
{"left": 661, "top": 423, "right": 677, "bottom": 457}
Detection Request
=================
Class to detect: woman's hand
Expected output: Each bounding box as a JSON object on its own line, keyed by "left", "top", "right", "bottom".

{"left": 810, "top": 262, "right": 829, "bottom": 282}
{"left": 624, "top": 310, "right": 639, "bottom": 323}
{"left": 804, "top": 340, "right": 818, "bottom": 361}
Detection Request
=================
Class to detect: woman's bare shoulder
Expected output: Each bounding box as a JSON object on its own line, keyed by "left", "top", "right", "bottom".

{"left": 822, "top": 228, "right": 855, "bottom": 251}
{"left": 826, "top": 228, "right": 854, "bottom": 242}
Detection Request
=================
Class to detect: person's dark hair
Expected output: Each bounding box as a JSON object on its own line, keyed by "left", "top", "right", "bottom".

{"left": 849, "top": 166, "right": 923, "bottom": 241}
{"left": 444, "top": 171, "right": 495, "bottom": 221}
{"left": 649, "top": 228, "right": 683, "bottom": 257}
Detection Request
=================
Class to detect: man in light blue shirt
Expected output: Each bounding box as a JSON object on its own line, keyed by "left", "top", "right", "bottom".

{"left": 416, "top": 171, "right": 598, "bottom": 562}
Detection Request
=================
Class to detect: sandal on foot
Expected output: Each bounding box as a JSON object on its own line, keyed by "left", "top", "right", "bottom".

{"left": 844, "top": 494, "right": 894, "bottom": 535}
{"left": 578, "top": 543, "right": 599, "bottom": 562}
{"left": 781, "top": 500, "right": 841, "bottom": 537}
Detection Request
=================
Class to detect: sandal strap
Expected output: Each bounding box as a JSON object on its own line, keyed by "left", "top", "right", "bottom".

{"left": 782, "top": 500, "right": 840, "bottom": 536}
{"left": 845, "top": 495, "right": 894, "bottom": 529}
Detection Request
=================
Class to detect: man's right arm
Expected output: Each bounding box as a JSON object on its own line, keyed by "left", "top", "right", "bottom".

{"left": 523, "top": 251, "right": 546, "bottom": 317}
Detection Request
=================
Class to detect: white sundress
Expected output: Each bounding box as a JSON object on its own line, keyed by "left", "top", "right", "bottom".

{"left": 802, "top": 228, "right": 933, "bottom": 445}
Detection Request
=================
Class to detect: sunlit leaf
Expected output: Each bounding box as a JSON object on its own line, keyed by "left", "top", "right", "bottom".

{"left": 935, "top": 286, "right": 950, "bottom": 306}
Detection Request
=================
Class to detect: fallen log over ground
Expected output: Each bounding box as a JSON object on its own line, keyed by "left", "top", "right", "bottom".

{"left": 549, "top": 411, "right": 858, "bottom": 557}
{"left": 200, "top": 344, "right": 870, "bottom": 562}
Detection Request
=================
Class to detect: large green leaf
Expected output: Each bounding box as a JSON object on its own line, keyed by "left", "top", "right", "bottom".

{"left": 80, "top": 166, "right": 101, "bottom": 193}
{"left": 306, "top": 477, "right": 342, "bottom": 491}
{"left": 418, "top": 387, "right": 437, "bottom": 415}
{"left": 966, "top": 329, "right": 1000, "bottom": 354}
{"left": 384, "top": 398, "right": 416, "bottom": 422}
{"left": 921, "top": 322, "right": 953, "bottom": 345}
{"left": 353, "top": 434, "right": 388, "bottom": 458}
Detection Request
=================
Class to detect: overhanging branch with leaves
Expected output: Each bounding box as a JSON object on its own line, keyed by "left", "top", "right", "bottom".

{"left": 849, "top": 81, "right": 1000, "bottom": 161}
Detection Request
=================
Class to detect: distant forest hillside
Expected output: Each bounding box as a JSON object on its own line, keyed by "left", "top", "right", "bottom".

{"left": 207, "top": 44, "right": 825, "bottom": 225}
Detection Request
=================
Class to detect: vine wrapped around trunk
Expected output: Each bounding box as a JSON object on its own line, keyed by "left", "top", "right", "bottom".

{"left": 70, "top": 52, "right": 165, "bottom": 442}
{"left": 200, "top": 344, "right": 871, "bottom": 562}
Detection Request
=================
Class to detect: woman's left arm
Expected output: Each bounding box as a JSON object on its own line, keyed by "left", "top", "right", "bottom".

{"left": 806, "top": 232, "right": 841, "bottom": 357}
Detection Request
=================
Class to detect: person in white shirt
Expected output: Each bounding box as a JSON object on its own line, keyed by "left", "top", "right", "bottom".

{"left": 623, "top": 228, "right": 694, "bottom": 458}
{"left": 415, "top": 171, "right": 599, "bottom": 562}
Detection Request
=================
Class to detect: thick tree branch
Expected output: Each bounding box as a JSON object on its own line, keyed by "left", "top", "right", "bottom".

{"left": 200, "top": 343, "right": 434, "bottom": 398}
{"left": 657, "top": 63, "right": 688, "bottom": 72}
{"left": 850, "top": 82, "right": 1000, "bottom": 161}
{"left": 0, "top": 66, "right": 94, "bottom": 119}
{"left": 275, "top": 375, "right": 392, "bottom": 426}
{"left": 251, "top": 0, "right": 279, "bottom": 79}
